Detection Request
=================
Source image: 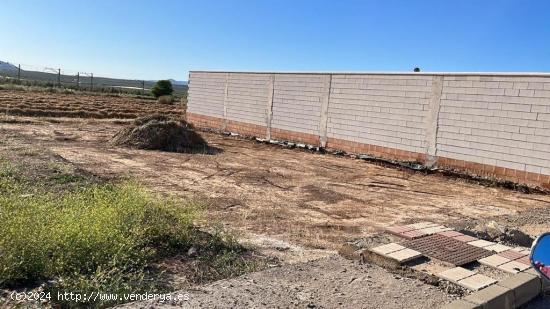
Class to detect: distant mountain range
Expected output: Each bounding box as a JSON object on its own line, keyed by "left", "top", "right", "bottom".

{"left": 0, "top": 60, "right": 188, "bottom": 95}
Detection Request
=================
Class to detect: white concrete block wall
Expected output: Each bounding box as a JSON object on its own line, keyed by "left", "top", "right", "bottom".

{"left": 437, "top": 75, "right": 550, "bottom": 175}
{"left": 271, "top": 74, "right": 326, "bottom": 135}
{"left": 328, "top": 74, "right": 432, "bottom": 153}
{"left": 188, "top": 71, "right": 550, "bottom": 179}
{"left": 226, "top": 73, "right": 270, "bottom": 126}
{"left": 187, "top": 72, "right": 226, "bottom": 117}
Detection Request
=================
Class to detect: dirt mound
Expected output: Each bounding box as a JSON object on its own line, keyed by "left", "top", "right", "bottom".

{"left": 110, "top": 114, "right": 208, "bottom": 152}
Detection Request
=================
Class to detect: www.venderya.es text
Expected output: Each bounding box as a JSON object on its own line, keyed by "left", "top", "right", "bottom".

{"left": 11, "top": 291, "right": 189, "bottom": 303}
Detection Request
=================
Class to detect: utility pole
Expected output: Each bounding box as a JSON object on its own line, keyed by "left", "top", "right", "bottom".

{"left": 90, "top": 73, "right": 94, "bottom": 90}
{"left": 17, "top": 64, "right": 21, "bottom": 81}
{"left": 57, "top": 69, "right": 61, "bottom": 87}
{"left": 76, "top": 72, "right": 80, "bottom": 88}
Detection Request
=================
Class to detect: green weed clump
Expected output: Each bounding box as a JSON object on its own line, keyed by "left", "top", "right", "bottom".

{"left": 0, "top": 179, "right": 199, "bottom": 305}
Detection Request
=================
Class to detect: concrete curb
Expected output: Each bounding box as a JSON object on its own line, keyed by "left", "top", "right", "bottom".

{"left": 441, "top": 270, "right": 543, "bottom": 309}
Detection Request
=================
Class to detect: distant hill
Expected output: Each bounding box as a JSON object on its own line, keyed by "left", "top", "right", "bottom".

{"left": 0, "top": 60, "right": 188, "bottom": 96}
{"left": 169, "top": 79, "right": 188, "bottom": 86}
{"left": 0, "top": 61, "right": 18, "bottom": 73}
{"left": 148, "top": 78, "right": 187, "bottom": 86}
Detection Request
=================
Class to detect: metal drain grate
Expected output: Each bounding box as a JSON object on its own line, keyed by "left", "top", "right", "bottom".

{"left": 404, "top": 234, "right": 492, "bottom": 266}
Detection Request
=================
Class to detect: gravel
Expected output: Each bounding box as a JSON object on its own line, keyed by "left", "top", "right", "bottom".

{"left": 119, "top": 255, "right": 454, "bottom": 308}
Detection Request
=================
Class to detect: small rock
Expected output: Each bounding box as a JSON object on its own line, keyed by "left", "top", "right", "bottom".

{"left": 485, "top": 220, "right": 506, "bottom": 239}
{"left": 187, "top": 246, "right": 198, "bottom": 257}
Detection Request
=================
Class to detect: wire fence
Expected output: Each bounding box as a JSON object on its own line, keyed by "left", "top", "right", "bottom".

{"left": 0, "top": 61, "right": 187, "bottom": 97}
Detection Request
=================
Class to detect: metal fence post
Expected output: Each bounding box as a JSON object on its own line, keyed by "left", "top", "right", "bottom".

{"left": 76, "top": 72, "right": 80, "bottom": 88}
{"left": 57, "top": 69, "right": 61, "bottom": 87}
{"left": 142, "top": 80, "right": 145, "bottom": 95}
{"left": 90, "top": 73, "right": 94, "bottom": 90}
{"left": 17, "top": 64, "right": 21, "bottom": 81}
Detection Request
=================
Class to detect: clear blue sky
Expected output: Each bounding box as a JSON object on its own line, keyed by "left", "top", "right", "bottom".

{"left": 1, "top": 0, "right": 549, "bottom": 80}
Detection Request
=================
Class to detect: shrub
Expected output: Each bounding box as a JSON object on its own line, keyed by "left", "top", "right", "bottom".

{"left": 151, "top": 80, "right": 173, "bottom": 98}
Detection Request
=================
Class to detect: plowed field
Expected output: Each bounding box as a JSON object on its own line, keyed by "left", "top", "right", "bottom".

{"left": 0, "top": 89, "right": 184, "bottom": 119}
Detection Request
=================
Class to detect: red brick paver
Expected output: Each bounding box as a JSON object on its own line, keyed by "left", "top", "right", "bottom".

{"left": 453, "top": 235, "right": 478, "bottom": 242}
{"left": 437, "top": 230, "right": 464, "bottom": 238}
{"left": 385, "top": 225, "right": 414, "bottom": 236}
{"left": 515, "top": 256, "right": 531, "bottom": 266}
{"left": 498, "top": 250, "right": 527, "bottom": 261}
{"left": 399, "top": 230, "right": 428, "bottom": 239}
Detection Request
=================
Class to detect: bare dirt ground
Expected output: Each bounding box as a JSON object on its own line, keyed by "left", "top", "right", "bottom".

{"left": 1, "top": 116, "right": 548, "bottom": 250}
{"left": 2, "top": 110, "right": 550, "bottom": 307}
{"left": 118, "top": 255, "right": 454, "bottom": 309}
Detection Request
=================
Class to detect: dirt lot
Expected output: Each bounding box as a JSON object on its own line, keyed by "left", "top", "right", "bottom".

{"left": 0, "top": 89, "right": 184, "bottom": 119}
{"left": 1, "top": 116, "right": 549, "bottom": 250}
{"left": 1, "top": 91, "right": 550, "bottom": 307}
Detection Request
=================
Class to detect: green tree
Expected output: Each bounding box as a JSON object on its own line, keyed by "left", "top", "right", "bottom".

{"left": 151, "top": 80, "right": 174, "bottom": 98}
